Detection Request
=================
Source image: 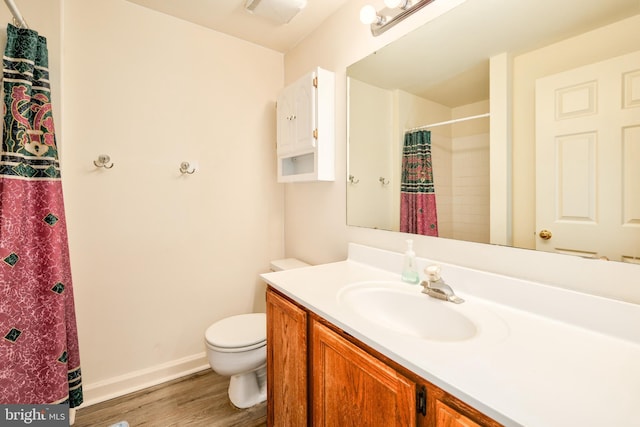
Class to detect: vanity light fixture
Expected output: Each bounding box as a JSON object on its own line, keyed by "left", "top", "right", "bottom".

{"left": 360, "top": 0, "right": 436, "bottom": 36}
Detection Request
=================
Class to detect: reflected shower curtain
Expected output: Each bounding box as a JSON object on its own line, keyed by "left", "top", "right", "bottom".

{"left": 400, "top": 130, "right": 439, "bottom": 236}
{"left": 0, "top": 24, "right": 83, "bottom": 407}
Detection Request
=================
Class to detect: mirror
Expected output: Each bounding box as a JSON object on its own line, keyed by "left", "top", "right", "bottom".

{"left": 347, "top": 0, "right": 640, "bottom": 263}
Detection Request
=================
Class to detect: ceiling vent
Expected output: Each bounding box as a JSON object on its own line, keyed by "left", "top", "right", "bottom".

{"left": 244, "top": 0, "right": 308, "bottom": 25}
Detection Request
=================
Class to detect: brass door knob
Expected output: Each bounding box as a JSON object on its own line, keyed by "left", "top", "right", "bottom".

{"left": 539, "top": 229, "right": 553, "bottom": 240}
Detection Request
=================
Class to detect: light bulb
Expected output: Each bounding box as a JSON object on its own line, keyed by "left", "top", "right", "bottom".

{"left": 359, "top": 5, "right": 378, "bottom": 24}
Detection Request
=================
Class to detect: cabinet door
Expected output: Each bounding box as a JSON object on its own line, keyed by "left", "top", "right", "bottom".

{"left": 311, "top": 320, "right": 416, "bottom": 426}
{"left": 266, "top": 289, "right": 307, "bottom": 426}
{"left": 276, "top": 88, "right": 296, "bottom": 156}
{"left": 435, "top": 400, "right": 482, "bottom": 427}
{"left": 276, "top": 71, "right": 317, "bottom": 157}
{"left": 291, "top": 72, "right": 316, "bottom": 154}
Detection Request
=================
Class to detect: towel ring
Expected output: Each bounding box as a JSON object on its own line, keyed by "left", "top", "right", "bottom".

{"left": 179, "top": 161, "right": 196, "bottom": 175}
{"left": 93, "top": 154, "right": 114, "bottom": 169}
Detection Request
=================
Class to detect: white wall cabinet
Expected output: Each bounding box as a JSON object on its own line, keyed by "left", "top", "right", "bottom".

{"left": 276, "top": 67, "right": 335, "bottom": 182}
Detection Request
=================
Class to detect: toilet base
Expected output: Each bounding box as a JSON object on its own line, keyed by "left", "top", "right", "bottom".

{"left": 228, "top": 365, "right": 267, "bottom": 409}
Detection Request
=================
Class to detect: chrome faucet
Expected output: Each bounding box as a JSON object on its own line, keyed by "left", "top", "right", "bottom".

{"left": 420, "top": 265, "right": 464, "bottom": 304}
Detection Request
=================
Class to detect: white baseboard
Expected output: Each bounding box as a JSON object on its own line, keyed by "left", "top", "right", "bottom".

{"left": 80, "top": 352, "right": 210, "bottom": 408}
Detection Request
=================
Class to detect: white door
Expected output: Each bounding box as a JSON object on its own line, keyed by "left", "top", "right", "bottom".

{"left": 535, "top": 50, "right": 640, "bottom": 262}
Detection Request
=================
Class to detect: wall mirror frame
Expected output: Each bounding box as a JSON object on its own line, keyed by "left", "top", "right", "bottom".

{"left": 347, "top": 0, "right": 640, "bottom": 264}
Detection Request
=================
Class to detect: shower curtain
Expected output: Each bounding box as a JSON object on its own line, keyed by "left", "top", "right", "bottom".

{"left": 0, "top": 24, "right": 83, "bottom": 407}
{"left": 400, "top": 130, "right": 439, "bottom": 236}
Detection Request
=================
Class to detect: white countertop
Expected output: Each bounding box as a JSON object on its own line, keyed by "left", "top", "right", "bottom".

{"left": 260, "top": 244, "right": 640, "bottom": 427}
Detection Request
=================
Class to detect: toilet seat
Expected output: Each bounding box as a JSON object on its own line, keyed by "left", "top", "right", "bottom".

{"left": 205, "top": 313, "right": 266, "bottom": 352}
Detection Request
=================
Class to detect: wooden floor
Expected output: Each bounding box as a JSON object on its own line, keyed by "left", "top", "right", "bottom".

{"left": 74, "top": 370, "right": 266, "bottom": 427}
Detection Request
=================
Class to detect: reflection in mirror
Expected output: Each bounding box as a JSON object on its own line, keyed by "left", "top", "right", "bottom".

{"left": 347, "top": 0, "right": 640, "bottom": 263}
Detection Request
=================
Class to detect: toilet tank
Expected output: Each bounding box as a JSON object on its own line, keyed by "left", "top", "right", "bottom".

{"left": 269, "top": 258, "right": 310, "bottom": 272}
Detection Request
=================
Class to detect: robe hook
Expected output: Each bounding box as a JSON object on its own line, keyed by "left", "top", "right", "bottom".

{"left": 379, "top": 177, "right": 390, "bottom": 186}
{"left": 179, "top": 161, "right": 196, "bottom": 175}
{"left": 349, "top": 174, "right": 360, "bottom": 184}
{"left": 93, "top": 154, "right": 114, "bottom": 169}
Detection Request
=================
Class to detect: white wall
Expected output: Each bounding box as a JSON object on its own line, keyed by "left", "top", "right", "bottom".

{"left": 347, "top": 78, "right": 394, "bottom": 230}
{"left": 451, "top": 101, "right": 489, "bottom": 243}
{"left": 60, "top": 0, "right": 284, "bottom": 404}
{"left": 283, "top": 0, "right": 640, "bottom": 304}
{"left": 451, "top": 131, "right": 489, "bottom": 243}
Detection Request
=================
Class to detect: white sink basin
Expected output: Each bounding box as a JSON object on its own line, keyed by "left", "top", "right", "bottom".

{"left": 338, "top": 281, "right": 507, "bottom": 342}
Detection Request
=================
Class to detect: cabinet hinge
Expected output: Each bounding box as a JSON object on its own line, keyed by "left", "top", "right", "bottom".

{"left": 313, "top": 76, "right": 318, "bottom": 88}
{"left": 416, "top": 385, "right": 427, "bottom": 416}
{"left": 313, "top": 129, "right": 318, "bottom": 139}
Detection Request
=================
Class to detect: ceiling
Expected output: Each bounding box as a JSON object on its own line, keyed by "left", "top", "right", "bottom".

{"left": 125, "top": 0, "right": 351, "bottom": 53}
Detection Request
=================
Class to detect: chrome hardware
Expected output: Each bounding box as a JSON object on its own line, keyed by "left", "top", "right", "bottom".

{"left": 93, "top": 154, "right": 114, "bottom": 169}
{"left": 179, "top": 161, "right": 196, "bottom": 174}
{"left": 421, "top": 265, "right": 464, "bottom": 304}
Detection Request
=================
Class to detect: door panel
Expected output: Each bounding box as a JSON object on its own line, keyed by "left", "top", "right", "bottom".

{"left": 266, "top": 290, "right": 307, "bottom": 426}
{"left": 536, "top": 50, "right": 640, "bottom": 261}
{"left": 293, "top": 72, "right": 316, "bottom": 153}
{"left": 311, "top": 320, "right": 415, "bottom": 427}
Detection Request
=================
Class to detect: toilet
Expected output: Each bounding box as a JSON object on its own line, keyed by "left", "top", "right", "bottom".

{"left": 204, "top": 258, "right": 310, "bottom": 408}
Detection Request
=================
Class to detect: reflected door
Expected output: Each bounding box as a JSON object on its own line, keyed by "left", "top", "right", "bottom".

{"left": 535, "top": 50, "right": 640, "bottom": 262}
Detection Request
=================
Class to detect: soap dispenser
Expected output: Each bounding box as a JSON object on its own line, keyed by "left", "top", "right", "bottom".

{"left": 401, "top": 239, "right": 420, "bottom": 284}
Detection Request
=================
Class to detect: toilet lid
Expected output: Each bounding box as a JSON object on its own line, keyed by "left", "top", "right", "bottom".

{"left": 205, "top": 313, "right": 266, "bottom": 349}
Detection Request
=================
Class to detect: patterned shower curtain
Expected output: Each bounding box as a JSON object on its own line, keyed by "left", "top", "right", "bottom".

{"left": 0, "top": 24, "right": 83, "bottom": 407}
{"left": 400, "top": 130, "right": 439, "bottom": 236}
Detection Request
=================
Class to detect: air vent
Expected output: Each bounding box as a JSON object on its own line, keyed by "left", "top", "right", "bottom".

{"left": 244, "top": 0, "right": 307, "bottom": 25}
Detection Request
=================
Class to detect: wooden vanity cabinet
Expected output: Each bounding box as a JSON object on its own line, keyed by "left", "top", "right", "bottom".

{"left": 434, "top": 400, "right": 482, "bottom": 427}
{"left": 266, "top": 288, "right": 308, "bottom": 426}
{"left": 266, "top": 287, "right": 502, "bottom": 427}
{"left": 311, "top": 318, "right": 416, "bottom": 426}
